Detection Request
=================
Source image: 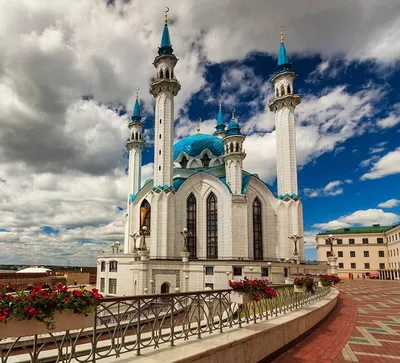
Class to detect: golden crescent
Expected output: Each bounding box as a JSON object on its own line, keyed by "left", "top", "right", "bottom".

{"left": 198, "top": 117, "right": 202, "bottom": 122}
{"left": 165, "top": 7, "right": 170, "bottom": 13}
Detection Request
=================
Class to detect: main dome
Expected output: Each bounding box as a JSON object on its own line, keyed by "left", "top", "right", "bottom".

{"left": 173, "top": 134, "right": 224, "bottom": 160}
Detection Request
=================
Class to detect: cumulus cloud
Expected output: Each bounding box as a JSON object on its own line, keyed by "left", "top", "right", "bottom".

{"left": 303, "top": 180, "right": 352, "bottom": 198}
{"left": 361, "top": 147, "right": 400, "bottom": 180}
{"left": 378, "top": 199, "right": 400, "bottom": 208}
{"left": 313, "top": 208, "right": 400, "bottom": 230}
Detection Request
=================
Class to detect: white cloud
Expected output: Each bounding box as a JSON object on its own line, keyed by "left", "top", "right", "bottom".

{"left": 361, "top": 147, "right": 400, "bottom": 180}
{"left": 378, "top": 199, "right": 400, "bottom": 208}
{"left": 313, "top": 208, "right": 400, "bottom": 230}
{"left": 303, "top": 179, "right": 352, "bottom": 198}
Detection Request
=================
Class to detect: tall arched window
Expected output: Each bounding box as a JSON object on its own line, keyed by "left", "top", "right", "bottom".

{"left": 280, "top": 86, "right": 285, "bottom": 96}
{"left": 140, "top": 199, "right": 151, "bottom": 231}
{"left": 207, "top": 192, "right": 218, "bottom": 258}
{"left": 159, "top": 69, "right": 164, "bottom": 79}
{"left": 187, "top": 193, "right": 197, "bottom": 258}
{"left": 166, "top": 69, "right": 170, "bottom": 79}
{"left": 253, "top": 198, "right": 263, "bottom": 260}
{"left": 287, "top": 85, "right": 291, "bottom": 94}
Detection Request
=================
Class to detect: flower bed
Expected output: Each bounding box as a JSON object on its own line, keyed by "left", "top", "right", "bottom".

{"left": 319, "top": 274, "right": 341, "bottom": 287}
{"left": 229, "top": 278, "right": 277, "bottom": 302}
{"left": 0, "top": 284, "right": 102, "bottom": 331}
{"left": 294, "top": 275, "right": 316, "bottom": 293}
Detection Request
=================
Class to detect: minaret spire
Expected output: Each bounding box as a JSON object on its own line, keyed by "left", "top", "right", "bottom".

{"left": 159, "top": 7, "right": 173, "bottom": 55}
{"left": 214, "top": 96, "right": 226, "bottom": 138}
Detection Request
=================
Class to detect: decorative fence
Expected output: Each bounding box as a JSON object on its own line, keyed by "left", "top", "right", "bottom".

{"left": 0, "top": 285, "right": 331, "bottom": 363}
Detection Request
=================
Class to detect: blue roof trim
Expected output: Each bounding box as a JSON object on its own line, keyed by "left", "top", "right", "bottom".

{"left": 174, "top": 134, "right": 224, "bottom": 160}
{"left": 129, "top": 179, "right": 153, "bottom": 204}
{"left": 242, "top": 174, "right": 252, "bottom": 194}
{"left": 278, "top": 193, "right": 299, "bottom": 199}
{"left": 151, "top": 184, "right": 175, "bottom": 192}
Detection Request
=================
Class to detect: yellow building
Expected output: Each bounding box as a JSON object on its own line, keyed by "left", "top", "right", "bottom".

{"left": 316, "top": 224, "right": 400, "bottom": 279}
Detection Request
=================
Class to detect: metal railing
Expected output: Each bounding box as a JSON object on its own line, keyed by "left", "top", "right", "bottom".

{"left": 0, "top": 285, "right": 331, "bottom": 362}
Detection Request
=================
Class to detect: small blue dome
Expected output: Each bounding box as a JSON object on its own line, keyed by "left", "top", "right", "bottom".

{"left": 174, "top": 134, "right": 224, "bottom": 160}
{"left": 278, "top": 43, "right": 289, "bottom": 66}
{"left": 226, "top": 121, "right": 241, "bottom": 136}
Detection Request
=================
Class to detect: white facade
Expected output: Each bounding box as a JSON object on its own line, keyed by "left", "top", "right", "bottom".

{"left": 96, "top": 17, "right": 323, "bottom": 296}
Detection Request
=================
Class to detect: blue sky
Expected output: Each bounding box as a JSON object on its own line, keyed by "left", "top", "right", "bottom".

{"left": 0, "top": 0, "right": 399, "bottom": 265}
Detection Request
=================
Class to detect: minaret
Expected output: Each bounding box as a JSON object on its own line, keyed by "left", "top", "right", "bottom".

{"left": 223, "top": 110, "right": 246, "bottom": 194}
{"left": 149, "top": 8, "right": 181, "bottom": 187}
{"left": 126, "top": 88, "right": 145, "bottom": 199}
{"left": 148, "top": 9, "right": 181, "bottom": 258}
{"left": 268, "top": 27, "right": 303, "bottom": 259}
{"left": 213, "top": 97, "right": 226, "bottom": 138}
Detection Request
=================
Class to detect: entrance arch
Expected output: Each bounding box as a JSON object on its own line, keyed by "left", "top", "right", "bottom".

{"left": 160, "top": 282, "right": 170, "bottom": 294}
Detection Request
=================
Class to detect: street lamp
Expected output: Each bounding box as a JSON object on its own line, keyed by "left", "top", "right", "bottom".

{"left": 180, "top": 227, "right": 191, "bottom": 253}
{"left": 111, "top": 241, "right": 120, "bottom": 254}
{"left": 140, "top": 226, "right": 149, "bottom": 251}
{"left": 288, "top": 234, "right": 302, "bottom": 256}
{"left": 325, "top": 234, "right": 337, "bottom": 257}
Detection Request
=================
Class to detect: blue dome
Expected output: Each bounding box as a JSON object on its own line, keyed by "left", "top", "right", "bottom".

{"left": 226, "top": 121, "right": 242, "bottom": 136}
{"left": 174, "top": 134, "right": 224, "bottom": 160}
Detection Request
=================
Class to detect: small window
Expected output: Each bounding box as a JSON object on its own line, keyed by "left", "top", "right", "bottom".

{"left": 364, "top": 251, "right": 369, "bottom": 258}
{"left": 233, "top": 267, "right": 242, "bottom": 276}
{"left": 201, "top": 153, "right": 211, "bottom": 167}
{"left": 205, "top": 283, "right": 214, "bottom": 290}
{"left": 101, "top": 261, "right": 105, "bottom": 272}
{"left": 379, "top": 263, "right": 385, "bottom": 269}
{"left": 339, "top": 263, "right": 344, "bottom": 268}
{"left": 362, "top": 238, "right": 369, "bottom": 244}
{"left": 349, "top": 239, "right": 355, "bottom": 244}
{"left": 397, "top": 248, "right": 399, "bottom": 256}
{"left": 109, "top": 261, "right": 118, "bottom": 272}
{"left": 160, "top": 119, "right": 162, "bottom": 124}
{"left": 338, "top": 251, "right": 343, "bottom": 257}
{"left": 351, "top": 263, "right": 356, "bottom": 269}
{"left": 377, "top": 238, "right": 384, "bottom": 244}
{"left": 159, "top": 150, "right": 161, "bottom": 155}
{"left": 159, "top": 134, "right": 162, "bottom": 139}
{"left": 205, "top": 267, "right": 214, "bottom": 276}
{"left": 261, "top": 268, "right": 269, "bottom": 277}
{"left": 180, "top": 156, "right": 188, "bottom": 168}
{"left": 284, "top": 267, "right": 289, "bottom": 278}
{"left": 364, "top": 263, "right": 370, "bottom": 269}
{"left": 350, "top": 251, "right": 356, "bottom": 258}
{"left": 337, "top": 239, "right": 343, "bottom": 245}
{"left": 287, "top": 85, "right": 291, "bottom": 94}
{"left": 379, "top": 251, "right": 385, "bottom": 258}
{"left": 100, "top": 278, "right": 105, "bottom": 293}
{"left": 159, "top": 166, "right": 161, "bottom": 171}
{"left": 108, "top": 278, "right": 117, "bottom": 294}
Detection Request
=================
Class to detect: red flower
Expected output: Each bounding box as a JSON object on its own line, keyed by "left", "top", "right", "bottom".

{"left": 63, "top": 297, "right": 70, "bottom": 303}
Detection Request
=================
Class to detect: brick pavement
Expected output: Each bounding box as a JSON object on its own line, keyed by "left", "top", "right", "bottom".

{"left": 271, "top": 280, "right": 400, "bottom": 363}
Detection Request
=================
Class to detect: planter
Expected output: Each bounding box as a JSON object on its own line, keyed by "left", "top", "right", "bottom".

{"left": 230, "top": 291, "right": 250, "bottom": 304}
{"left": 0, "top": 311, "right": 94, "bottom": 339}
{"left": 284, "top": 278, "right": 294, "bottom": 285}
{"left": 294, "top": 285, "right": 306, "bottom": 293}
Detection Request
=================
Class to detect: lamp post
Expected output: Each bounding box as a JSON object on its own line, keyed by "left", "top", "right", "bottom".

{"left": 129, "top": 232, "right": 140, "bottom": 253}
{"left": 111, "top": 241, "right": 120, "bottom": 254}
{"left": 180, "top": 227, "right": 191, "bottom": 253}
{"left": 325, "top": 234, "right": 337, "bottom": 257}
{"left": 288, "top": 234, "right": 302, "bottom": 256}
{"left": 140, "top": 226, "right": 149, "bottom": 251}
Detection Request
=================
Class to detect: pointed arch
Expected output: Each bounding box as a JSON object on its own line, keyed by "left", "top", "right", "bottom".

{"left": 135, "top": 131, "right": 138, "bottom": 140}
{"left": 140, "top": 199, "right": 151, "bottom": 231}
{"left": 207, "top": 192, "right": 218, "bottom": 258}
{"left": 187, "top": 193, "right": 197, "bottom": 258}
{"left": 159, "top": 69, "right": 164, "bottom": 79}
{"left": 235, "top": 142, "right": 239, "bottom": 152}
{"left": 201, "top": 153, "right": 211, "bottom": 167}
{"left": 229, "top": 143, "right": 233, "bottom": 153}
{"left": 166, "top": 69, "right": 170, "bottom": 79}
{"left": 171, "top": 70, "right": 174, "bottom": 79}
{"left": 180, "top": 155, "right": 188, "bottom": 168}
{"left": 253, "top": 197, "right": 263, "bottom": 260}
{"left": 280, "top": 85, "right": 285, "bottom": 96}
{"left": 276, "top": 88, "right": 279, "bottom": 97}
{"left": 287, "top": 85, "right": 291, "bottom": 94}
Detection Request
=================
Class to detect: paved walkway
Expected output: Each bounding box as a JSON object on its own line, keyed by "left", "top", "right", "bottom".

{"left": 272, "top": 280, "right": 400, "bottom": 362}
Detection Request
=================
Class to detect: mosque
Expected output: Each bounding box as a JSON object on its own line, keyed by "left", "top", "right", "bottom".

{"left": 97, "top": 12, "right": 326, "bottom": 296}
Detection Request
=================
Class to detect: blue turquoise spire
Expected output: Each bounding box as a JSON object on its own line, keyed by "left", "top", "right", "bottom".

{"left": 158, "top": 8, "right": 173, "bottom": 56}
{"left": 130, "top": 88, "right": 142, "bottom": 123}
{"left": 215, "top": 97, "right": 226, "bottom": 133}
{"left": 275, "top": 27, "right": 292, "bottom": 75}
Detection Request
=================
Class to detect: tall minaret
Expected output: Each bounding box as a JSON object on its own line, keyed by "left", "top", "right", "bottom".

{"left": 149, "top": 8, "right": 181, "bottom": 187}
{"left": 223, "top": 110, "right": 246, "bottom": 194}
{"left": 268, "top": 28, "right": 304, "bottom": 259}
{"left": 148, "top": 9, "right": 181, "bottom": 258}
{"left": 213, "top": 97, "right": 226, "bottom": 138}
{"left": 124, "top": 88, "right": 145, "bottom": 254}
{"left": 126, "top": 88, "right": 145, "bottom": 199}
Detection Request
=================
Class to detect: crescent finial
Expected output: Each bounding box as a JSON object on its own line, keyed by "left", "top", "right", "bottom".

{"left": 280, "top": 26, "right": 285, "bottom": 44}
{"left": 232, "top": 108, "right": 235, "bottom": 120}
{"left": 165, "top": 7, "right": 170, "bottom": 24}
{"left": 197, "top": 117, "right": 202, "bottom": 133}
{"left": 136, "top": 87, "right": 140, "bottom": 99}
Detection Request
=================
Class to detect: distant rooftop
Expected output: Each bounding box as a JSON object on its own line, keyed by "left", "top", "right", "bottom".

{"left": 318, "top": 224, "right": 395, "bottom": 235}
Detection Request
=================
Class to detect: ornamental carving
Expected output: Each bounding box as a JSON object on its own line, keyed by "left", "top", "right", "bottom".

{"left": 268, "top": 94, "right": 301, "bottom": 112}
{"left": 151, "top": 269, "right": 180, "bottom": 294}
{"left": 150, "top": 79, "right": 181, "bottom": 97}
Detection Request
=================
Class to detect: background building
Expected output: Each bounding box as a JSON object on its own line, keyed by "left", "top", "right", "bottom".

{"left": 316, "top": 224, "right": 400, "bottom": 279}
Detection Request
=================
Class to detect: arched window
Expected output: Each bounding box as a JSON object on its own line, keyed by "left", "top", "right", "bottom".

{"left": 229, "top": 143, "right": 233, "bottom": 153}
{"left": 159, "top": 69, "right": 164, "bottom": 79}
{"left": 166, "top": 69, "right": 170, "bottom": 79}
{"left": 180, "top": 155, "right": 188, "bottom": 168}
{"left": 253, "top": 198, "right": 263, "bottom": 260}
{"left": 140, "top": 199, "right": 151, "bottom": 231}
{"left": 201, "top": 153, "right": 211, "bottom": 167}
{"left": 171, "top": 70, "right": 174, "bottom": 79}
{"left": 135, "top": 131, "right": 138, "bottom": 140}
{"left": 235, "top": 143, "right": 239, "bottom": 152}
{"left": 280, "top": 86, "right": 285, "bottom": 96}
{"left": 287, "top": 85, "right": 291, "bottom": 94}
{"left": 161, "top": 282, "right": 170, "bottom": 294}
{"left": 100, "top": 261, "right": 105, "bottom": 272}
{"left": 187, "top": 193, "right": 197, "bottom": 258}
{"left": 276, "top": 88, "right": 279, "bottom": 97}
{"left": 109, "top": 261, "right": 118, "bottom": 272}
{"left": 207, "top": 192, "right": 218, "bottom": 258}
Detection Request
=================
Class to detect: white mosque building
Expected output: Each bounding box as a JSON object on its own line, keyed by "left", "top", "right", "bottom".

{"left": 97, "top": 13, "right": 326, "bottom": 296}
